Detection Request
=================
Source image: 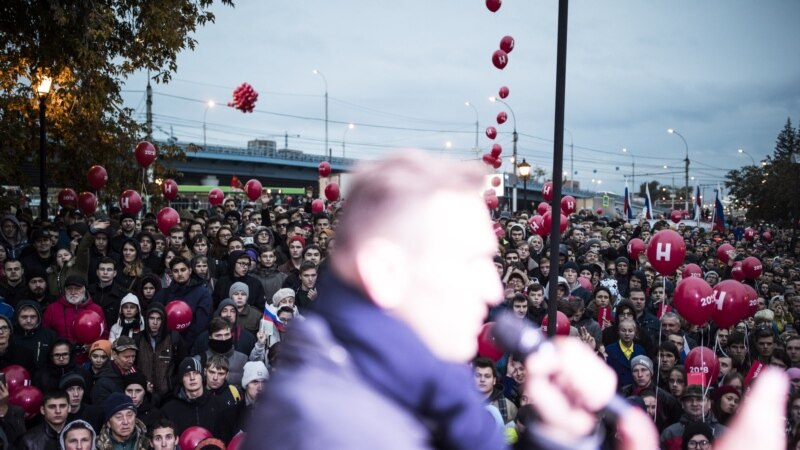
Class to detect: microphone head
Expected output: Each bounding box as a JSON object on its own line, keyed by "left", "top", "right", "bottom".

{"left": 492, "top": 311, "right": 546, "bottom": 358}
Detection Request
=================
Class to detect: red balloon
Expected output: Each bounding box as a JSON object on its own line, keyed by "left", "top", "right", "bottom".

{"left": 74, "top": 310, "right": 106, "bottom": 345}
{"left": 324, "top": 182, "right": 340, "bottom": 202}
{"left": 673, "top": 277, "right": 715, "bottom": 325}
{"left": 685, "top": 346, "right": 720, "bottom": 387}
{"left": 682, "top": 263, "right": 703, "bottom": 279}
{"left": 645, "top": 230, "right": 686, "bottom": 276}
{"left": 77, "top": 192, "right": 97, "bottom": 215}
{"left": 179, "top": 426, "right": 212, "bottom": 450}
{"left": 491, "top": 176, "right": 501, "bottom": 187}
{"left": 477, "top": 322, "right": 503, "bottom": 361}
{"left": 490, "top": 144, "right": 502, "bottom": 157}
{"left": 627, "top": 238, "right": 646, "bottom": 261}
{"left": 743, "top": 284, "right": 759, "bottom": 317}
{"left": 537, "top": 202, "right": 550, "bottom": 215}
{"left": 577, "top": 276, "right": 592, "bottom": 291}
{"left": 528, "top": 215, "right": 546, "bottom": 237}
{"left": 560, "top": 195, "right": 576, "bottom": 215}
{"left": 87, "top": 165, "right": 108, "bottom": 190}
{"left": 743, "top": 227, "right": 756, "bottom": 241}
{"left": 543, "top": 211, "right": 568, "bottom": 235}
{"left": 208, "top": 188, "right": 224, "bottom": 207}
{"left": 228, "top": 433, "right": 246, "bottom": 450}
{"left": 134, "top": 141, "right": 157, "bottom": 168}
{"left": 541, "top": 311, "right": 570, "bottom": 336}
{"left": 318, "top": 161, "right": 332, "bottom": 177}
{"left": 58, "top": 188, "right": 77, "bottom": 209}
{"left": 485, "top": 126, "right": 497, "bottom": 139}
{"left": 9, "top": 386, "right": 42, "bottom": 420}
{"left": 542, "top": 181, "right": 553, "bottom": 202}
{"left": 711, "top": 280, "right": 748, "bottom": 328}
{"left": 245, "top": 179, "right": 262, "bottom": 201}
{"left": 481, "top": 154, "right": 495, "bottom": 166}
{"left": 311, "top": 199, "right": 325, "bottom": 213}
{"left": 491, "top": 158, "right": 502, "bottom": 170}
{"left": 716, "top": 243, "right": 735, "bottom": 264}
{"left": 741, "top": 256, "right": 762, "bottom": 280}
{"left": 485, "top": 0, "right": 502, "bottom": 13}
{"left": 485, "top": 195, "right": 499, "bottom": 210}
{"left": 496, "top": 111, "right": 508, "bottom": 125}
{"left": 498, "top": 86, "right": 509, "bottom": 99}
{"left": 731, "top": 262, "right": 745, "bottom": 282}
{"left": 119, "top": 190, "right": 142, "bottom": 215}
{"left": 162, "top": 179, "right": 179, "bottom": 201}
{"left": 762, "top": 231, "right": 772, "bottom": 242}
{"left": 670, "top": 210, "right": 682, "bottom": 224}
{"left": 166, "top": 300, "right": 193, "bottom": 331}
{"left": 157, "top": 207, "right": 180, "bottom": 235}
{"left": 499, "top": 35, "right": 515, "bottom": 53}
{"left": 2, "top": 365, "right": 30, "bottom": 395}
{"left": 596, "top": 207, "right": 603, "bottom": 215}
{"left": 492, "top": 50, "right": 508, "bottom": 70}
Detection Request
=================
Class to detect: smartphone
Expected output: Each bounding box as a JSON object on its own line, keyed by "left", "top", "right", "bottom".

{"left": 242, "top": 236, "right": 254, "bottom": 245}
{"left": 598, "top": 307, "right": 611, "bottom": 325}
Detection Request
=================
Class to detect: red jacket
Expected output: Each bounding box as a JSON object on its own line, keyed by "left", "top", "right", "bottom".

{"left": 42, "top": 295, "right": 109, "bottom": 344}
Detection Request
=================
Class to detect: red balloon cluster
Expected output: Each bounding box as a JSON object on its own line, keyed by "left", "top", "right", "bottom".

{"left": 87, "top": 165, "right": 108, "bottom": 190}
{"left": 543, "top": 211, "right": 568, "bottom": 235}
{"left": 208, "top": 188, "right": 224, "bottom": 207}
{"left": 75, "top": 310, "right": 106, "bottom": 344}
{"left": 741, "top": 256, "right": 762, "bottom": 279}
{"left": 528, "top": 215, "right": 545, "bottom": 237}
{"left": 3, "top": 365, "right": 30, "bottom": 395}
{"left": 119, "top": 190, "right": 142, "bottom": 215}
{"left": 157, "top": 207, "right": 179, "bottom": 235}
{"left": 311, "top": 199, "right": 325, "bottom": 213}
{"left": 58, "top": 188, "right": 77, "bottom": 209}
{"left": 712, "top": 280, "right": 749, "bottom": 328}
{"left": 134, "top": 141, "right": 157, "bottom": 168}
{"left": 162, "top": 179, "right": 179, "bottom": 201}
{"left": 484, "top": 189, "right": 499, "bottom": 210}
{"left": 481, "top": 144, "right": 503, "bottom": 170}
{"left": 491, "top": 35, "right": 515, "bottom": 70}
{"left": 166, "top": 300, "right": 193, "bottom": 331}
{"left": 730, "top": 262, "right": 745, "bottom": 282}
{"left": 645, "top": 230, "right": 686, "bottom": 276}
{"left": 228, "top": 83, "right": 258, "bottom": 113}
{"left": 537, "top": 202, "right": 550, "bottom": 215}
{"left": 10, "top": 386, "right": 42, "bottom": 420}
{"left": 77, "top": 192, "right": 97, "bottom": 215}
{"left": 245, "top": 179, "right": 262, "bottom": 201}
{"left": 674, "top": 277, "right": 715, "bottom": 325}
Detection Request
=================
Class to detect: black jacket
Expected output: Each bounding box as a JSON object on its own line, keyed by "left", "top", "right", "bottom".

{"left": 161, "top": 388, "right": 235, "bottom": 443}
{"left": 91, "top": 360, "right": 127, "bottom": 406}
{"left": 88, "top": 281, "right": 129, "bottom": 326}
{"left": 12, "top": 299, "right": 56, "bottom": 369}
{"left": 17, "top": 422, "right": 60, "bottom": 450}
{"left": 0, "top": 404, "right": 26, "bottom": 446}
{"left": 67, "top": 403, "right": 104, "bottom": 432}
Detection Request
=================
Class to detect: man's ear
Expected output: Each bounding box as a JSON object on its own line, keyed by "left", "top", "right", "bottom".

{"left": 354, "top": 238, "right": 409, "bottom": 310}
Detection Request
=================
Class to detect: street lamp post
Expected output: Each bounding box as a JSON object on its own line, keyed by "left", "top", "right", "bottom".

{"left": 563, "top": 128, "right": 573, "bottom": 188}
{"left": 622, "top": 147, "right": 635, "bottom": 194}
{"left": 465, "top": 101, "right": 479, "bottom": 155}
{"left": 517, "top": 159, "right": 531, "bottom": 213}
{"left": 737, "top": 148, "right": 755, "bottom": 166}
{"left": 489, "top": 96, "right": 518, "bottom": 210}
{"left": 342, "top": 123, "right": 355, "bottom": 159}
{"left": 313, "top": 69, "right": 329, "bottom": 161}
{"left": 667, "top": 128, "right": 690, "bottom": 211}
{"left": 203, "top": 100, "right": 215, "bottom": 150}
{"left": 36, "top": 76, "right": 52, "bottom": 220}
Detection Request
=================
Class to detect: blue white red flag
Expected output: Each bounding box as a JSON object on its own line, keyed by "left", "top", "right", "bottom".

{"left": 263, "top": 306, "right": 285, "bottom": 332}
{"left": 643, "top": 184, "right": 653, "bottom": 219}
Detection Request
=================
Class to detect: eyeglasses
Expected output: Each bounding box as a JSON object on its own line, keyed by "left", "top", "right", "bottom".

{"left": 53, "top": 352, "right": 70, "bottom": 359}
{"left": 687, "top": 440, "right": 710, "bottom": 449}
{"left": 236, "top": 261, "right": 250, "bottom": 267}
{"left": 0, "top": 326, "right": 9, "bottom": 334}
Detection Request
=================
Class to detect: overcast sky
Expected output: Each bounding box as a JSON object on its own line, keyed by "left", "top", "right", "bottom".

{"left": 121, "top": 0, "right": 800, "bottom": 196}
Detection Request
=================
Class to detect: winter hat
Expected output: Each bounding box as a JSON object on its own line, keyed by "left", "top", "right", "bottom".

{"left": 787, "top": 368, "right": 800, "bottom": 380}
{"left": 178, "top": 357, "right": 202, "bottom": 378}
{"left": 680, "top": 384, "right": 705, "bottom": 400}
{"left": 272, "top": 288, "right": 295, "bottom": 306}
{"left": 0, "top": 316, "right": 11, "bottom": 330}
{"left": 562, "top": 261, "right": 580, "bottom": 274}
{"left": 30, "top": 228, "right": 50, "bottom": 242}
{"left": 712, "top": 384, "right": 742, "bottom": 400}
{"left": 615, "top": 256, "right": 630, "bottom": 266}
{"left": 122, "top": 372, "right": 148, "bottom": 390}
{"left": 586, "top": 238, "right": 601, "bottom": 248}
{"left": 229, "top": 282, "right": 249, "bottom": 298}
{"left": 630, "top": 355, "right": 654, "bottom": 375}
{"left": 241, "top": 361, "right": 269, "bottom": 388}
{"left": 113, "top": 336, "right": 138, "bottom": 353}
{"left": 65, "top": 275, "right": 87, "bottom": 288}
{"left": 121, "top": 212, "right": 137, "bottom": 222}
{"left": 681, "top": 422, "right": 714, "bottom": 450}
{"left": 287, "top": 235, "right": 306, "bottom": 247}
{"left": 89, "top": 340, "right": 112, "bottom": 358}
{"left": 58, "top": 372, "right": 86, "bottom": 390}
{"left": 102, "top": 392, "right": 136, "bottom": 420}
{"left": 26, "top": 266, "right": 47, "bottom": 281}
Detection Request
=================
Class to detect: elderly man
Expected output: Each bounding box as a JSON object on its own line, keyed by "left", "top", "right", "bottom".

{"left": 42, "top": 276, "right": 108, "bottom": 347}
{"left": 95, "top": 392, "right": 149, "bottom": 450}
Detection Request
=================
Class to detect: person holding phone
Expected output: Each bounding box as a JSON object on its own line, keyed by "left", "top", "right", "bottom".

{"left": 0, "top": 374, "right": 26, "bottom": 446}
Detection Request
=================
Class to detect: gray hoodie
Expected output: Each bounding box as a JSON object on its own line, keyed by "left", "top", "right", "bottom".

{"left": 58, "top": 419, "right": 97, "bottom": 450}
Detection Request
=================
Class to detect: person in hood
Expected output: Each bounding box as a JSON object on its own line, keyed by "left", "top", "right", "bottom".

{"left": 0, "top": 314, "right": 36, "bottom": 373}
{"left": 95, "top": 392, "right": 150, "bottom": 450}
{"left": 561, "top": 261, "right": 592, "bottom": 304}
{"left": 237, "top": 361, "right": 268, "bottom": 432}
{"left": 0, "top": 214, "right": 28, "bottom": 259}
{"left": 109, "top": 293, "right": 144, "bottom": 342}
{"left": 132, "top": 272, "right": 161, "bottom": 312}
{"left": 12, "top": 299, "right": 54, "bottom": 369}
{"left": 191, "top": 297, "right": 256, "bottom": 356}
{"left": 33, "top": 338, "right": 91, "bottom": 393}
{"left": 60, "top": 372, "right": 103, "bottom": 432}
{"left": 42, "top": 275, "right": 109, "bottom": 356}
{"left": 213, "top": 250, "right": 267, "bottom": 310}
{"left": 59, "top": 419, "right": 96, "bottom": 450}
{"left": 0, "top": 259, "right": 27, "bottom": 307}
{"left": 135, "top": 302, "right": 186, "bottom": 400}
{"left": 152, "top": 256, "right": 212, "bottom": 347}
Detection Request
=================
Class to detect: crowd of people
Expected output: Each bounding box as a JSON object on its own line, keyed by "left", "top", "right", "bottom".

{"left": 0, "top": 171, "right": 797, "bottom": 449}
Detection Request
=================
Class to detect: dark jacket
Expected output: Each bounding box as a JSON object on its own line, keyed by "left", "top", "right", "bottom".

{"left": 190, "top": 299, "right": 257, "bottom": 356}
{"left": 91, "top": 360, "right": 128, "bottom": 406}
{"left": 67, "top": 403, "right": 104, "bottom": 432}
{"left": 12, "top": 299, "right": 55, "bottom": 369}
{"left": 162, "top": 388, "right": 235, "bottom": 443}
{"left": 251, "top": 266, "right": 287, "bottom": 310}
{"left": 153, "top": 276, "right": 212, "bottom": 347}
{"left": 605, "top": 340, "right": 646, "bottom": 389}
{"left": 0, "top": 279, "right": 27, "bottom": 309}
{"left": 88, "top": 281, "right": 129, "bottom": 326}
{"left": 0, "top": 404, "right": 26, "bottom": 446}
{"left": 32, "top": 339, "right": 91, "bottom": 393}
{"left": 135, "top": 302, "right": 186, "bottom": 399}
{"left": 0, "top": 337, "right": 37, "bottom": 375}
{"left": 17, "top": 422, "right": 59, "bottom": 450}
{"left": 213, "top": 252, "right": 267, "bottom": 310}
{"left": 620, "top": 383, "right": 682, "bottom": 432}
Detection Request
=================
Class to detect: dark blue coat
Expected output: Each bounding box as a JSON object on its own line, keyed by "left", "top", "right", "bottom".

{"left": 153, "top": 277, "right": 212, "bottom": 348}
{"left": 605, "top": 341, "right": 646, "bottom": 389}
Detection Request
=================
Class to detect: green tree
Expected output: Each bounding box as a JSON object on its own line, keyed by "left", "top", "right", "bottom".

{"left": 724, "top": 118, "right": 800, "bottom": 225}
{"left": 0, "top": 0, "right": 233, "bottom": 214}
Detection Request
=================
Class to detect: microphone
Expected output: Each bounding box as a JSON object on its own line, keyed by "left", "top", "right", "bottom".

{"left": 491, "top": 311, "right": 633, "bottom": 420}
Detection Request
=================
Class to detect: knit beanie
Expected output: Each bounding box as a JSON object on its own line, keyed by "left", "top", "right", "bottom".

{"left": 178, "top": 357, "right": 202, "bottom": 379}
{"left": 103, "top": 392, "right": 136, "bottom": 419}
{"left": 229, "top": 282, "right": 249, "bottom": 298}
{"left": 630, "top": 355, "right": 654, "bottom": 375}
{"left": 272, "top": 288, "right": 295, "bottom": 306}
{"left": 89, "top": 340, "right": 112, "bottom": 358}
{"left": 58, "top": 372, "right": 86, "bottom": 390}
{"left": 241, "top": 361, "right": 269, "bottom": 388}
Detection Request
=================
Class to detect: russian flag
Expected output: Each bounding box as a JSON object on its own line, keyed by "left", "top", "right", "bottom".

{"left": 693, "top": 185, "right": 702, "bottom": 221}
{"left": 263, "top": 306, "right": 285, "bottom": 332}
{"left": 713, "top": 187, "right": 725, "bottom": 232}
{"left": 643, "top": 184, "right": 653, "bottom": 219}
{"left": 624, "top": 184, "right": 634, "bottom": 220}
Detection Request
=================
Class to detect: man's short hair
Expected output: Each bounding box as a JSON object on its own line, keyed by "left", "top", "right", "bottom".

{"left": 149, "top": 418, "right": 177, "bottom": 439}
{"left": 258, "top": 245, "right": 275, "bottom": 256}
{"left": 98, "top": 257, "right": 117, "bottom": 269}
{"left": 42, "top": 390, "right": 69, "bottom": 405}
{"left": 527, "top": 284, "right": 544, "bottom": 294}
{"left": 299, "top": 261, "right": 317, "bottom": 274}
{"left": 169, "top": 256, "right": 190, "bottom": 270}
{"left": 511, "top": 294, "right": 528, "bottom": 305}
{"left": 472, "top": 356, "right": 497, "bottom": 376}
{"left": 205, "top": 354, "right": 229, "bottom": 371}
{"left": 658, "top": 341, "right": 680, "bottom": 360}
{"left": 209, "top": 317, "right": 232, "bottom": 335}
{"left": 729, "top": 331, "right": 746, "bottom": 346}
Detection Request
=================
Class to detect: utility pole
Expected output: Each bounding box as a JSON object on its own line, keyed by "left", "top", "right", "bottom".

{"left": 145, "top": 77, "right": 153, "bottom": 141}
